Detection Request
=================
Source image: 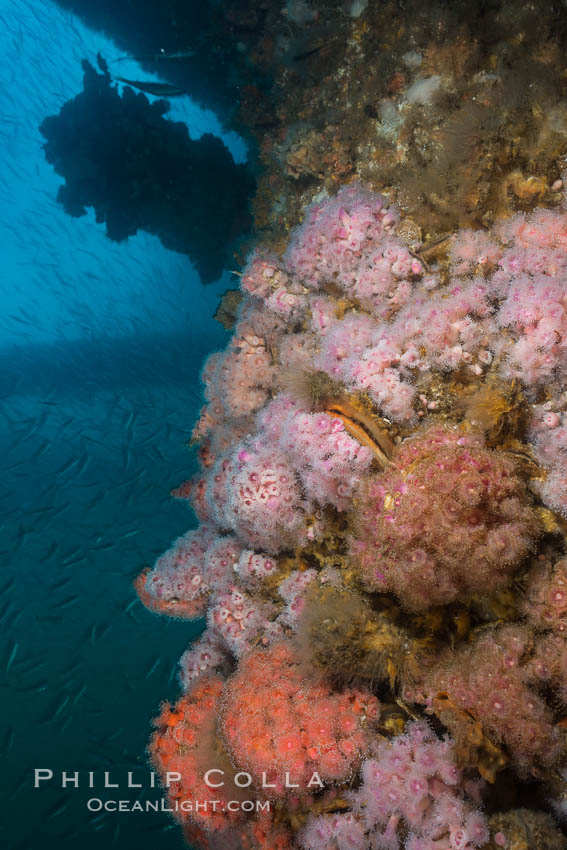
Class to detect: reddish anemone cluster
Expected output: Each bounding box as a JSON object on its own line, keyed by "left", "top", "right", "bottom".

{"left": 524, "top": 557, "right": 567, "bottom": 636}
{"left": 406, "top": 625, "right": 563, "bottom": 776}
{"left": 150, "top": 642, "right": 380, "bottom": 840}
{"left": 349, "top": 425, "right": 539, "bottom": 610}
{"left": 220, "top": 642, "right": 380, "bottom": 798}
{"left": 150, "top": 676, "right": 238, "bottom": 833}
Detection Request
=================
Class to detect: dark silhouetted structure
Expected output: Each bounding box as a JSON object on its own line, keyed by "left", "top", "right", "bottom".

{"left": 50, "top": 0, "right": 244, "bottom": 120}
{"left": 40, "top": 57, "right": 254, "bottom": 283}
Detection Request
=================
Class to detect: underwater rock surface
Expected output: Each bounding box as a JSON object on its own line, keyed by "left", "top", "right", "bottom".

{"left": 134, "top": 2, "right": 567, "bottom": 848}
{"left": 138, "top": 178, "right": 567, "bottom": 848}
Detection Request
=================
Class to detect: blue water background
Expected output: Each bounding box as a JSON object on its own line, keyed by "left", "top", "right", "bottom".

{"left": 0, "top": 0, "right": 245, "bottom": 846}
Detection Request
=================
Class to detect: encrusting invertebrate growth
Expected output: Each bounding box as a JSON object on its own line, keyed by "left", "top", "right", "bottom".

{"left": 296, "top": 583, "right": 410, "bottom": 688}
{"left": 134, "top": 4, "right": 567, "bottom": 846}
{"left": 136, "top": 174, "right": 567, "bottom": 848}
{"left": 350, "top": 424, "right": 541, "bottom": 611}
